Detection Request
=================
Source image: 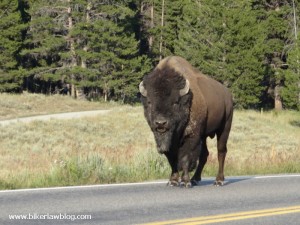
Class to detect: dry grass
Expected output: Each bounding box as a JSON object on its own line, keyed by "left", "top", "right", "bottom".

{"left": 205, "top": 110, "right": 300, "bottom": 176}
{"left": 0, "top": 93, "right": 112, "bottom": 120}
{"left": 0, "top": 106, "right": 168, "bottom": 188}
{"left": 0, "top": 94, "right": 299, "bottom": 189}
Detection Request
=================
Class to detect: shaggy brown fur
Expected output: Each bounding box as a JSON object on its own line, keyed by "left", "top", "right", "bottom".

{"left": 139, "top": 56, "right": 233, "bottom": 187}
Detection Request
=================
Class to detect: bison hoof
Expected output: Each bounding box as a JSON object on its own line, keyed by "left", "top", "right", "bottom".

{"left": 180, "top": 181, "right": 192, "bottom": 188}
{"left": 214, "top": 180, "right": 224, "bottom": 186}
{"left": 167, "top": 180, "right": 180, "bottom": 187}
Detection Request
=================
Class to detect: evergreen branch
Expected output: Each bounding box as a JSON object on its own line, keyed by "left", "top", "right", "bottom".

{"left": 33, "top": 67, "right": 64, "bottom": 78}
{"left": 0, "top": 7, "right": 9, "bottom": 19}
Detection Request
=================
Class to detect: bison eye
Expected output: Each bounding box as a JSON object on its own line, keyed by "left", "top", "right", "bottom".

{"left": 147, "top": 101, "right": 151, "bottom": 105}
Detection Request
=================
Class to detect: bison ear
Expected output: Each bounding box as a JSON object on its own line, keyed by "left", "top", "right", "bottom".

{"left": 139, "top": 81, "right": 147, "bottom": 97}
{"left": 179, "top": 79, "right": 190, "bottom": 96}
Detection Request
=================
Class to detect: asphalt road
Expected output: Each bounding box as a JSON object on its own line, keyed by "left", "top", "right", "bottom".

{"left": 0, "top": 174, "right": 299, "bottom": 225}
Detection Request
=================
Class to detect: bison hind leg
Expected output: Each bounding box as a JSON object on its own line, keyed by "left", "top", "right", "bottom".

{"left": 214, "top": 180, "right": 225, "bottom": 186}
{"left": 215, "top": 112, "right": 233, "bottom": 186}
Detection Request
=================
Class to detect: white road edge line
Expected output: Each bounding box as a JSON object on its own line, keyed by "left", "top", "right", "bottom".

{"left": 0, "top": 174, "right": 299, "bottom": 194}
{"left": 0, "top": 181, "right": 167, "bottom": 194}
{"left": 254, "top": 174, "right": 300, "bottom": 179}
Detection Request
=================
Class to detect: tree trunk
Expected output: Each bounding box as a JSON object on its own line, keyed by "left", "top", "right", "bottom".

{"left": 149, "top": 3, "right": 154, "bottom": 50}
{"left": 274, "top": 84, "right": 283, "bottom": 110}
{"left": 67, "top": 0, "right": 77, "bottom": 98}
{"left": 75, "top": 1, "right": 92, "bottom": 100}
{"left": 140, "top": 1, "right": 154, "bottom": 53}
{"left": 81, "top": 1, "right": 91, "bottom": 69}
{"left": 103, "top": 81, "right": 108, "bottom": 102}
{"left": 292, "top": 0, "right": 300, "bottom": 107}
{"left": 159, "top": 0, "right": 165, "bottom": 61}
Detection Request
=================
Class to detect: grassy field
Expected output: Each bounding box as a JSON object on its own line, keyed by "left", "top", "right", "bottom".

{"left": 0, "top": 94, "right": 299, "bottom": 189}
{"left": 0, "top": 92, "right": 112, "bottom": 120}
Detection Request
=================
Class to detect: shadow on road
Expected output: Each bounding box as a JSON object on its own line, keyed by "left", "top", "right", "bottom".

{"left": 193, "top": 177, "right": 250, "bottom": 187}
{"left": 225, "top": 177, "right": 250, "bottom": 185}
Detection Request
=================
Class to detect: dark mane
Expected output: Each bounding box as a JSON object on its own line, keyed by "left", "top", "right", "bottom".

{"left": 144, "top": 66, "right": 187, "bottom": 93}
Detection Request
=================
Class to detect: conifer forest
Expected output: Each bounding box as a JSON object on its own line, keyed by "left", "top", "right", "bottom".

{"left": 0, "top": 0, "right": 300, "bottom": 110}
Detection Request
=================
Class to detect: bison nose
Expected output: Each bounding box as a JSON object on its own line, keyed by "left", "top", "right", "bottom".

{"left": 154, "top": 119, "right": 168, "bottom": 133}
{"left": 155, "top": 120, "right": 167, "bottom": 126}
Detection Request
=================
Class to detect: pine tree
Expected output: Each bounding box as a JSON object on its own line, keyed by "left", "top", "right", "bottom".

{"left": 0, "top": 0, "right": 28, "bottom": 92}
{"left": 282, "top": 0, "right": 300, "bottom": 109}
{"left": 137, "top": 0, "right": 181, "bottom": 62}
{"left": 21, "top": 0, "right": 70, "bottom": 94}
{"left": 1, "top": 0, "right": 299, "bottom": 108}
{"left": 70, "top": 0, "right": 150, "bottom": 102}
{"left": 175, "top": 0, "right": 266, "bottom": 108}
{"left": 223, "top": 1, "right": 267, "bottom": 108}
{"left": 174, "top": 0, "right": 226, "bottom": 79}
{"left": 252, "top": 0, "right": 293, "bottom": 110}
{"left": 134, "top": 0, "right": 154, "bottom": 55}
{"left": 282, "top": 42, "right": 300, "bottom": 109}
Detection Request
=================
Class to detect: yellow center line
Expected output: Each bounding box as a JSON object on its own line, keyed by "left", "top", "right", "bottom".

{"left": 142, "top": 205, "right": 300, "bottom": 225}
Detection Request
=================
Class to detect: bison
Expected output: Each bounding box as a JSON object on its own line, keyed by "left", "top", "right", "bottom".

{"left": 139, "top": 56, "right": 233, "bottom": 187}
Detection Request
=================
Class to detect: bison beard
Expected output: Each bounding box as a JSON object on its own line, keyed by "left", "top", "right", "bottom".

{"left": 139, "top": 56, "right": 233, "bottom": 188}
{"left": 154, "top": 132, "right": 172, "bottom": 153}
{"left": 153, "top": 115, "right": 188, "bottom": 154}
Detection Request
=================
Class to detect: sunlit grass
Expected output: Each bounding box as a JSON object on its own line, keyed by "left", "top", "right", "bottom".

{"left": 0, "top": 95, "right": 299, "bottom": 189}
{"left": 0, "top": 93, "right": 112, "bottom": 120}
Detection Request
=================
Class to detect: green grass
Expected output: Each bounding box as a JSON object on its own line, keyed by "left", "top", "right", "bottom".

{"left": 0, "top": 94, "right": 299, "bottom": 189}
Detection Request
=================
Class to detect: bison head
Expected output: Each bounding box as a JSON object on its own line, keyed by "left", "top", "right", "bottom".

{"left": 139, "top": 67, "right": 192, "bottom": 153}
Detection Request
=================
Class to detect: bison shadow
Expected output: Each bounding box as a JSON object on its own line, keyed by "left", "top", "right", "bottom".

{"left": 193, "top": 177, "right": 250, "bottom": 187}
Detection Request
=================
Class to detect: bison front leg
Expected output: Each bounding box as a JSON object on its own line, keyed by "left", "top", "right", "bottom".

{"left": 165, "top": 152, "right": 180, "bottom": 186}
{"left": 180, "top": 155, "right": 192, "bottom": 188}
{"left": 178, "top": 139, "right": 200, "bottom": 188}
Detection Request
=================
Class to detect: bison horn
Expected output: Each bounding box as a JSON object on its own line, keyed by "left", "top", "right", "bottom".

{"left": 139, "top": 81, "right": 147, "bottom": 97}
{"left": 179, "top": 79, "right": 190, "bottom": 96}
